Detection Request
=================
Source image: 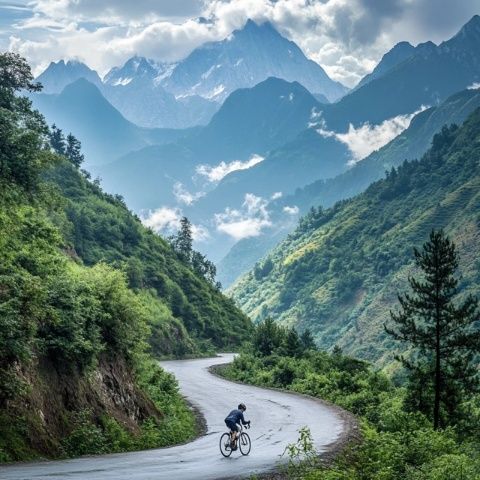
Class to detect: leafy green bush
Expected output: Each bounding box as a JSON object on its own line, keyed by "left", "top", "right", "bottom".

{"left": 61, "top": 410, "right": 108, "bottom": 457}
{"left": 223, "top": 341, "right": 480, "bottom": 479}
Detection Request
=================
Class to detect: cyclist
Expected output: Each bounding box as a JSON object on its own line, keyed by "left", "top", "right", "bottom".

{"left": 224, "top": 403, "right": 250, "bottom": 449}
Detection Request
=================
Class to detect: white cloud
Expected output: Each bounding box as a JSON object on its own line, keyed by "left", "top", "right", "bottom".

{"left": 271, "top": 191, "right": 283, "bottom": 200}
{"left": 173, "top": 182, "right": 205, "bottom": 205}
{"left": 5, "top": 1, "right": 478, "bottom": 87}
{"left": 141, "top": 206, "right": 209, "bottom": 241}
{"left": 214, "top": 193, "right": 271, "bottom": 240}
{"left": 467, "top": 82, "right": 480, "bottom": 90}
{"left": 142, "top": 206, "right": 181, "bottom": 233}
{"left": 191, "top": 223, "right": 211, "bottom": 242}
{"left": 196, "top": 154, "right": 264, "bottom": 183}
{"left": 316, "top": 106, "right": 428, "bottom": 163}
{"left": 0, "top": 0, "right": 478, "bottom": 86}
{"left": 283, "top": 205, "right": 299, "bottom": 215}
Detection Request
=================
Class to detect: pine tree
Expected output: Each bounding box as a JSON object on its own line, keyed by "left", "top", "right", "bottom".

{"left": 283, "top": 328, "right": 302, "bottom": 357}
{"left": 49, "top": 124, "right": 66, "bottom": 155}
{"left": 300, "top": 329, "right": 316, "bottom": 351}
{"left": 253, "top": 318, "right": 282, "bottom": 356}
{"left": 385, "top": 229, "right": 480, "bottom": 429}
{"left": 65, "top": 133, "right": 84, "bottom": 168}
{"left": 174, "top": 217, "right": 193, "bottom": 263}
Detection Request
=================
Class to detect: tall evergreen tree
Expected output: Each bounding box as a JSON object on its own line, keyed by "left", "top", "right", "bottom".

{"left": 174, "top": 217, "right": 193, "bottom": 263}
{"left": 283, "top": 327, "right": 302, "bottom": 357}
{"left": 385, "top": 229, "right": 480, "bottom": 429}
{"left": 65, "top": 133, "right": 84, "bottom": 168}
{"left": 49, "top": 124, "right": 66, "bottom": 155}
{"left": 300, "top": 329, "right": 316, "bottom": 351}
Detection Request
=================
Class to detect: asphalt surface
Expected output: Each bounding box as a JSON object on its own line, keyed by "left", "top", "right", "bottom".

{"left": 1, "top": 354, "right": 346, "bottom": 480}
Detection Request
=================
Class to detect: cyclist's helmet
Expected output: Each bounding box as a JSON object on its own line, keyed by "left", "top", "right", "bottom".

{"left": 238, "top": 403, "right": 246, "bottom": 411}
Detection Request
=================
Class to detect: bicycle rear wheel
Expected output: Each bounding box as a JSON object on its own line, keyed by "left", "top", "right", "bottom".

{"left": 239, "top": 432, "right": 251, "bottom": 455}
{"left": 220, "top": 433, "right": 233, "bottom": 457}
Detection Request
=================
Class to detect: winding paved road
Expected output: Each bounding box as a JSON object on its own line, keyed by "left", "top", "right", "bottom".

{"left": 1, "top": 354, "right": 348, "bottom": 480}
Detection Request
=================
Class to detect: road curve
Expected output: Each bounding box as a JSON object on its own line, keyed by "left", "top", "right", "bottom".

{"left": 1, "top": 354, "right": 348, "bottom": 480}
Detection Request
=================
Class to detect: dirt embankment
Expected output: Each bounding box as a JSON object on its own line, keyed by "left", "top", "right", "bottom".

{"left": 7, "top": 354, "right": 160, "bottom": 458}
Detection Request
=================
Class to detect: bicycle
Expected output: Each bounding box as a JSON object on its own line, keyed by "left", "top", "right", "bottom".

{"left": 219, "top": 423, "right": 251, "bottom": 457}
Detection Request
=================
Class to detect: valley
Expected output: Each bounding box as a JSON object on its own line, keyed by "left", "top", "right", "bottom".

{"left": 1, "top": 8, "right": 480, "bottom": 480}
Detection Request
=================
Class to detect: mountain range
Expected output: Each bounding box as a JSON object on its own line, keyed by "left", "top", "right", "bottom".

{"left": 30, "top": 15, "right": 480, "bottom": 287}
{"left": 35, "top": 19, "right": 348, "bottom": 129}
{"left": 321, "top": 15, "right": 480, "bottom": 130}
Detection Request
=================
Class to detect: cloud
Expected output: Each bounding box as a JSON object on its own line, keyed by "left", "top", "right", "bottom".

{"left": 196, "top": 154, "right": 264, "bottom": 183}
{"left": 4, "top": 1, "right": 479, "bottom": 87}
{"left": 31, "top": 0, "right": 204, "bottom": 24}
{"left": 468, "top": 82, "right": 480, "bottom": 90}
{"left": 173, "top": 182, "right": 205, "bottom": 205}
{"left": 316, "top": 106, "right": 427, "bottom": 163}
{"left": 283, "top": 205, "right": 299, "bottom": 215}
{"left": 271, "top": 192, "right": 283, "bottom": 200}
{"left": 142, "top": 206, "right": 181, "bottom": 233}
{"left": 141, "top": 206, "right": 209, "bottom": 241}
{"left": 214, "top": 193, "right": 271, "bottom": 240}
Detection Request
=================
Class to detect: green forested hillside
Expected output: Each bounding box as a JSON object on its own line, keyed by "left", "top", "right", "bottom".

{"left": 231, "top": 108, "right": 480, "bottom": 365}
{"left": 0, "top": 53, "right": 250, "bottom": 462}
{"left": 46, "top": 160, "right": 251, "bottom": 356}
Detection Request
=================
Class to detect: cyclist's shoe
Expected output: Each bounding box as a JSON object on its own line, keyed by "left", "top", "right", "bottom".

{"left": 232, "top": 445, "right": 238, "bottom": 451}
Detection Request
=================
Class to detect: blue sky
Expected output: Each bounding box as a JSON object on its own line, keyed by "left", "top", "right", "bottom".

{"left": 1, "top": 0, "right": 479, "bottom": 87}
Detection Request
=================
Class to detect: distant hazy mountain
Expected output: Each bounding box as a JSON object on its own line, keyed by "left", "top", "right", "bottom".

{"left": 103, "top": 55, "right": 172, "bottom": 86}
{"left": 217, "top": 87, "right": 480, "bottom": 287}
{"left": 36, "top": 60, "right": 103, "bottom": 94}
{"left": 35, "top": 59, "right": 218, "bottom": 129}
{"left": 31, "top": 79, "right": 196, "bottom": 166}
{"left": 97, "top": 77, "right": 330, "bottom": 210}
{"left": 186, "top": 77, "right": 325, "bottom": 161}
{"left": 355, "top": 41, "right": 416, "bottom": 89}
{"left": 322, "top": 15, "right": 480, "bottom": 130}
{"left": 162, "top": 19, "right": 348, "bottom": 103}
{"left": 34, "top": 19, "right": 347, "bottom": 129}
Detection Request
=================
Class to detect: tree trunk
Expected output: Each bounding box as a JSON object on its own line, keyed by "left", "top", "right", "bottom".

{"left": 434, "top": 323, "right": 441, "bottom": 429}
{"left": 434, "top": 248, "right": 441, "bottom": 430}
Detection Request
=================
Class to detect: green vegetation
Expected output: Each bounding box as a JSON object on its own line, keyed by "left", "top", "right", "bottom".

{"left": 0, "top": 52, "right": 249, "bottom": 462}
{"left": 232, "top": 109, "right": 480, "bottom": 365}
{"left": 222, "top": 320, "right": 480, "bottom": 479}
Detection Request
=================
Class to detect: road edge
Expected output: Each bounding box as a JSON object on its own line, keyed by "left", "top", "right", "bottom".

{"left": 209, "top": 363, "right": 361, "bottom": 479}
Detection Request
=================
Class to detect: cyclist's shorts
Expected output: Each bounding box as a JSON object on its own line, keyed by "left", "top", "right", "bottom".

{"left": 225, "top": 419, "right": 238, "bottom": 432}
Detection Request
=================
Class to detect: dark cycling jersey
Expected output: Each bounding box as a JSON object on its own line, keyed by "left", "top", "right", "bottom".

{"left": 225, "top": 409, "right": 248, "bottom": 426}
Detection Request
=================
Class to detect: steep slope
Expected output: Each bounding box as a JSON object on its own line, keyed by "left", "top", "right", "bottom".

{"left": 30, "top": 79, "right": 195, "bottom": 166}
{"left": 231, "top": 108, "right": 480, "bottom": 365}
{"left": 187, "top": 77, "right": 324, "bottom": 161}
{"left": 322, "top": 15, "right": 480, "bottom": 130}
{"left": 162, "top": 19, "right": 348, "bottom": 102}
{"left": 0, "top": 60, "right": 249, "bottom": 462}
{"left": 355, "top": 41, "right": 416, "bottom": 89}
{"left": 217, "top": 87, "right": 480, "bottom": 287}
{"left": 48, "top": 159, "right": 251, "bottom": 353}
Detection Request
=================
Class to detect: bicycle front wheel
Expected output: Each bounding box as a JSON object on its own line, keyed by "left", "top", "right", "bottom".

{"left": 239, "top": 432, "right": 251, "bottom": 455}
{"left": 219, "top": 433, "right": 233, "bottom": 457}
